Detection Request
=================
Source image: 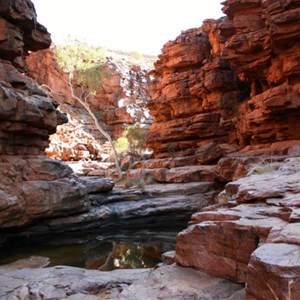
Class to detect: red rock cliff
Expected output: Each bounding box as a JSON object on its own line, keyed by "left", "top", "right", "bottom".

{"left": 147, "top": 0, "right": 300, "bottom": 160}
{"left": 222, "top": 0, "right": 300, "bottom": 147}
{"left": 147, "top": 26, "right": 244, "bottom": 159}
{"left": 26, "top": 49, "right": 154, "bottom": 160}
{"left": 0, "top": 0, "right": 63, "bottom": 156}
{"left": 0, "top": 0, "right": 100, "bottom": 228}
{"left": 161, "top": 1, "right": 300, "bottom": 299}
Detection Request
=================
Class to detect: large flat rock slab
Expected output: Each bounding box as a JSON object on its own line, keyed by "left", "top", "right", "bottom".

{"left": 223, "top": 157, "right": 300, "bottom": 204}
{"left": 6, "top": 182, "right": 218, "bottom": 237}
{"left": 0, "top": 264, "right": 245, "bottom": 300}
{"left": 121, "top": 264, "right": 245, "bottom": 299}
{"left": 175, "top": 157, "right": 300, "bottom": 297}
{"left": 247, "top": 243, "right": 300, "bottom": 299}
{"left": 0, "top": 265, "right": 149, "bottom": 300}
{"left": 176, "top": 202, "right": 287, "bottom": 282}
{"left": 0, "top": 156, "right": 89, "bottom": 228}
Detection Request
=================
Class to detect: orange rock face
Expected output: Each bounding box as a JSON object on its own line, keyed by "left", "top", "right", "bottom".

{"left": 221, "top": 0, "right": 300, "bottom": 147}
{"left": 147, "top": 26, "right": 243, "bottom": 158}
{"left": 26, "top": 50, "right": 153, "bottom": 160}
{"left": 147, "top": 0, "right": 300, "bottom": 158}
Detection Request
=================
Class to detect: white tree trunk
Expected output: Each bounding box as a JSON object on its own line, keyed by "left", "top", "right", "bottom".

{"left": 68, "top": 82, "right": 122, "bottom": 179}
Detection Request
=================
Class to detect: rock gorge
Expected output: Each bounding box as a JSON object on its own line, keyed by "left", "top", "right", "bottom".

{"left": 0, "top": 0, "right": 114, "bottom": 230}
{"left": 0, "top": 0, "right": 300, "bottom": 299}
{"left": 147, "top": 0, "right": 300, "bottom": 159}
{"left": 26, "top": 49, "right": 154, "bottom": 161}
{"left": 146, "top": 0, "right": 300, "bottom": 298}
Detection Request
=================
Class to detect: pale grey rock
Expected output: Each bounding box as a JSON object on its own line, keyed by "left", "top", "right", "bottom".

{"left": 0, "top": 265, "right": 149, "bottom": 300}
{"left": 120, "top": 264, "right": 245, "bottom": 300}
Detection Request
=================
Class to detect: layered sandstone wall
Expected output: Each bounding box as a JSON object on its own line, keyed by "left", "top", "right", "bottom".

{"left": 163, "top": 1, "right": 300, "bottom": 298}
{"left": 147, "top": 26, "right": 245, "bottom": 158}
{"left": 222, "top": 0, "right": 300, "bottom": 147}
{"left": 147, "top": 0, "right": 300, "bottom": 159}
{"left": 26, "top": 49, "right": 154, "bottom": 160}
{"left": 0, "top": 0, "right": 115, "bottom": 229}
{"left": 0, "top": 0, "right": 61, "bottom": 156}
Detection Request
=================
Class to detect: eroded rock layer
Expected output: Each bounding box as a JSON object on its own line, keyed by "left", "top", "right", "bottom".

{"left": 145, "top": 0, "right": 300, "bottom": 299}
{"left": 26, "top": 49, "right": 154, "bottom": 161}
{"left": 175, "top": 157, "right": 300, "bottom": 299}
{"left": 0, "top": 264, "right": 244, "bottom": 299}
{"left": 147, "top": 0, "right": 300, "bottom": 159}
{"left": 147, "top": 26, "right": 244, "bottom": 158}
{"left": 0, "top": 1, "right": 116, "bottom": 228}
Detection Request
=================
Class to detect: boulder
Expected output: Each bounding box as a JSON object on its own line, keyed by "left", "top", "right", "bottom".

{"left": 247, "top": 243, "right": 300, "bottom": 300}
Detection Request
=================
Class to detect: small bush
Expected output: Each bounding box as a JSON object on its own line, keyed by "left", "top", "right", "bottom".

{"left": 114, "top": 137, "right": 130, "bottom": 153}
{"left": 114, "top": 122, "right": 150, "bottom": 158}
{"left": 126, "top": 123, "right": 148, "bottom": 155}
{"left": 123, "top": 174, "right": 156, "bottom": 189}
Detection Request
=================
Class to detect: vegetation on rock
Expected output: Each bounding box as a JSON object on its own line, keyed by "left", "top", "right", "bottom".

{"left": 115, "top": 122, "right": 150, "bottom": 157}
{"left": 54, "top": 38, "right": 122, "bottom": 178}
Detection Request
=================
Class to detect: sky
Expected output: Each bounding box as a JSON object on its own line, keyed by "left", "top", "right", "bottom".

{"left": 31, "top": 0, "right": 224, "bottom": 55}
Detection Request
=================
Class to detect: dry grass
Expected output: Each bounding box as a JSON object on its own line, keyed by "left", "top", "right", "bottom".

{"left": 267, "top": 280, "right": 294, "bottom": 300}
{"left": 123, "top": 174, "right": 156, "bottom": 189}
{"left": 247, "top": 158, "right": 274, "bottom": 176}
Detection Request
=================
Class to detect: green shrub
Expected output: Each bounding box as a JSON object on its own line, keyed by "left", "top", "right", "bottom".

{"left": 114, "top": 122, "right": 149, "bottom": 157}
{"left": 126, "top": 123, "right": 148, "bottom": 154}
{"left": 114, "top": 137, "right": 130, "bottom": 153}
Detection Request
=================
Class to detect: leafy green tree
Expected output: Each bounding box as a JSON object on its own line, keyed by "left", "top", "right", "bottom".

{"left": 126, "top": 122, "right": 148, "bottom": 155}
{"left": 114, "top": 122, "right": 148, "bottom": 157}
{"left": 53, "top": 38, "right": 122, "bottom": 179}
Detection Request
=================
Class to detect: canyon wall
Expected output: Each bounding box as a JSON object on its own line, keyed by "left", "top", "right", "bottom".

{"left": 148, "top": 0, "right": 300, "bottom": 298}
{"left": 0, "top": 0, "right": 114, "bottom": 229}
{"left": 1, "top": 0, "right": 300, "bottom": 298}
{"left": 147, "top": 0, "right": 300, "bottom": 161}
{"left": 222, "top": 0, "right": 300, "bottom": 147}
{"left": 26, "top": 49, "right": 154, "bottom": 161}
{"left": 147, "top": 26, "right": 243, "bottom": 159}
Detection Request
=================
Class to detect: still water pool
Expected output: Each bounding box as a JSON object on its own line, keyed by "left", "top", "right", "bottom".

{"left": 0, "top": 228, "right": 181, "bottom": 270}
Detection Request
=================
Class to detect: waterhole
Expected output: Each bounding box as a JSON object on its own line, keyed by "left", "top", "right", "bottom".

{"left": 0, "top": 228, "right": 181, "bottom": 270}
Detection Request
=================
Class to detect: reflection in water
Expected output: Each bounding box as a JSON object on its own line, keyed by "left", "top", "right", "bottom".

{"left": 87, "top": 241, "right": 164, "bottom": 270}
{"left": 0, "top": 228, "right": 180, "bottom": 270}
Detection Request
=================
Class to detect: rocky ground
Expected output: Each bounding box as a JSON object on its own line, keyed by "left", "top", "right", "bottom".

{"left": 176, "top": 156, "right": 300, "bottom": 299}
{"left": 2, "top": 155, "right": 300, "bottom": 299}
{"left": 1, "top": 0, "right": 300, "bottom": 299}
{"left": 0, "top": 259, "right": 244, "bottom": 299}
